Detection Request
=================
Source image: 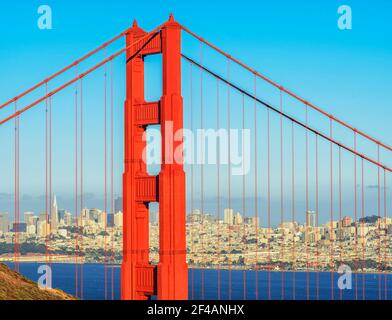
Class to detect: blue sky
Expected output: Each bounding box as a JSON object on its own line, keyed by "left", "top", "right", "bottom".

{"left": 0, "top": 0, "right": 391, "bottom": 225}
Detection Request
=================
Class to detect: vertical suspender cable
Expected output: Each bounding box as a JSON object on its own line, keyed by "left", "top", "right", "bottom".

{"left": 291, "top": 121, "right": 295, "bottom": 300}
{"left": 200, "top": 42, "right": 205, "bottom": 300}
{"left": 305, "top": 104, "right": 309, "bottom": 300}
{"left": 339, "top": 147, "right": 342, "bottom": 300}
{"left": 104, "top": 52, "right": 108, "bottom": 301}
{"left": 45, "top": 84, "right": 49, "bottom": 276}
{"left": 14, "top": 101, "right": 19, "bottom": 272}
{"left": 267, "top": 108, "right": 271, "bottom": 300}
{"left": 49, "top": 87, "right": 53, "bottom": 268}
{"left": 242, "top": 93, "right": 246, "bottom": 300}
{"left": 49, "top": 92, "right": 53, "bottom": 266}
{"left": 227, "top": 58, "right": 232, "bottom": 300}
{"left": 378, "top": 145, "right": 381, "bottom": 300}
{"left": 384, "top": 169, "right": 387, "bottom": 300}
{"left": 80, "top": 77, "right": 84, "bottom": 299}
{"left": 280, "top": 90, "right": 284, "bottom": 300}
{"left": 49, "top": 92, "right": 53, "bottom": 269}
{"left": 354, "top": 132, "right": 358, "bottom": 299}
{"left": 315, "top": 134, "right": 319, "bottom": 300}
{"left": 75, "top": 64, "right": 79, "bottom": 298}
{"left": 110, "top": 60, "right": 115, "bottom": 300}
{"left": 254, "top": 75, "right": 258, "bottom": 300}
{"left": 361, "top": 158, "right": 365, "bottom": 300}
{"left": 17, "top": 101, "right": 20, "bottom": 272}
{"left": 216, "top": 78, "right": 221, "bottom": 300}
{"left": 329, "top": 119, "right": 334, "bottom": 301}
{"left": 190, "top": 63, "right": 195, "bottom": 300}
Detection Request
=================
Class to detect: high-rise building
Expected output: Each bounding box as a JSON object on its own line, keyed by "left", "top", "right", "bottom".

{"left": 51, "top": 194, "right": 59, "bottom": 234}
{"left": 115, "top": 197, "right": 122, "bottom": 213}
{"left": 0, "top": 212, "right": 9, "bottom": 233}
{"left": 342, "top": 216, "right": 352, "bottom": 227}
{"left": 26, "top": 224, "right": 36, "bottom": 235}
{"left": 97, "top": 211, "right": 107, "bottom": 228}
{"left": 234, "top": 212, "right": 243, "bottom": 225}
{"left": 64, "top": 211, "right": 72, "bottom": 226}
{"left": 11, "top": 222, "right": 27, "bottom": 233}
{"left": 224, "top": 208, "right": 234, "bottom": 225}
{"left": 204, "top": 214, "right": 214, "bottom": 223}
{"left": 79, "top": 208, "right": 90, "bottom": 226}
{"left": 58, "top": 209, "right": 66, "bottom": 223}
{"left": 89, "top": 208, "right": 102, "bottom": 222}
{"left": 244, "top": 216, "right": 259, "bottom": 227}
{"left": 114, "top": 211, "right": 123, "bottom": 227}
{"left": 187, "top": 209, "right": 201, "bottom": 223}
{"left": 306, "top": 210, "right": 316, "bottom": 228}
{"left": 32, "top": 216, "right": 39, "bottom": 232}
{"left": 107, "top": 213, "right": 114, "bottom": 227}
{"left": 24, "top": 212, "right": 35, "bottom": 226}
{"left": 37, "top": 220, "right": 50, "bottom": 237}
{"left": 39, "top": 212, "right": 48, "bottom": 225}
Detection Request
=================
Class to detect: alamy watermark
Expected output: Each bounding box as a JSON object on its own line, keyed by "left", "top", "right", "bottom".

{"left": 37, "top": 264, "right": 52, "bottom": 289}
{"left": 143, "top": 122, "right": 251, "bottom": 176}
{"left": 337, "top": 264, "right": 352, "bottom": 290}
{"left": 337, "top": 5, "right": 352, "bottom": 30}
{"left": 37, "top": 5, "right": 52, "bottom": 30}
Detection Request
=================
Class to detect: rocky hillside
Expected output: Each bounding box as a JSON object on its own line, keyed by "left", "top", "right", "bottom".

{"left": 0, "top": 263, "right": 75, "bottom": 300}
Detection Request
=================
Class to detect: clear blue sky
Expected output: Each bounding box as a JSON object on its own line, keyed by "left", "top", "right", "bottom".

{"left": 0, "top": 0, "right": 391, "bottom": 225}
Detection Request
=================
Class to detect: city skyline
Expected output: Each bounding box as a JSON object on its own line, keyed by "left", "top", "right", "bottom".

{"left": 1, "top": 1, "right": 391, "bottom": 202}
{"left": 0, "top": 0, "right": 391, "bottom": 302}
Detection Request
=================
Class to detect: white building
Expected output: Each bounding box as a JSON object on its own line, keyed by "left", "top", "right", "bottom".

{"left": 97, "top": 211, "right": 107, "bottom": 229}
{"left": 0, "top": 212, "right": 9, "bottom": 233}
{"left": 58, "top": 229, "right": 68, "bottom": 238}
{"left": 51, "top": 194, "right": 59, "bottom": 234}
{"left": 224, "top": 208, "right": 234, "bottom": 225}
{"left": 37, "top": 221, "right": 50, "bottom": 238}
{"left": 114, "top": 211, "right": 123, "bottom": 228}
{"left": 24, "top": 212, "right": 35, "bottom": 226}
{"left": 234, "top": 212, "right": 243, "bottom": 225}
{"left": 64, "top": 211, "right": 72, "bottom": 226}
{"left": 26, "top": 224, "right": 36, "bottom": 235}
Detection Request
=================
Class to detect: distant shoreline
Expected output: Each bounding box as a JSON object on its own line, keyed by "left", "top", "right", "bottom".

{"left": 3, "top": 260, "right": 391, "bottom": 275}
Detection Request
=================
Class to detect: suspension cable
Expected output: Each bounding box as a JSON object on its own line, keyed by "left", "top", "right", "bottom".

{"left": 181, "top": 55, "right": 392, "bottom": 173}
{"left": 0, "top": 28, "right": 163, "bottom": 126}
{"left": 180, "top": 24, "right": 392, "bottom": 155}
{"left": 0, "top": 28, "right": 130, "bottom": 111}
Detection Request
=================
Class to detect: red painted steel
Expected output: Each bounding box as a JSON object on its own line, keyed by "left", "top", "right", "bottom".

{"left": 121, "top": 19, "right": 157, "bottom": 300}
{"left": 157, "top": 15, "right": 188, "bottom": 300}
{"left": 121, "top": 15, "right": 188, "bottom": 300}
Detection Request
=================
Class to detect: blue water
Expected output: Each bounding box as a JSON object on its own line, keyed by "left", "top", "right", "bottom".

{"left": 4, "top": 263, "right": 392, "bottom": 300}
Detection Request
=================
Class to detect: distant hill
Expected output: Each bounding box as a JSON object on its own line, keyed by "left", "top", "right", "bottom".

{"left": 359, "top": 215, "right": 379, "bottom": 224}
{"left": 0, "top": 263, "right": 75, "bottom": 300}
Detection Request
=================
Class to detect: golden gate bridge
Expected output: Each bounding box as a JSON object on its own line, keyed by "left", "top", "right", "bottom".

{"left": 0, "top": 15, "right": 391, "bottom": 300}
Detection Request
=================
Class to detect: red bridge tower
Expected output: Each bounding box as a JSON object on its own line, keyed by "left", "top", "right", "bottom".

{"left": 121, "top": 15, "right": 188, "bottom": 300}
